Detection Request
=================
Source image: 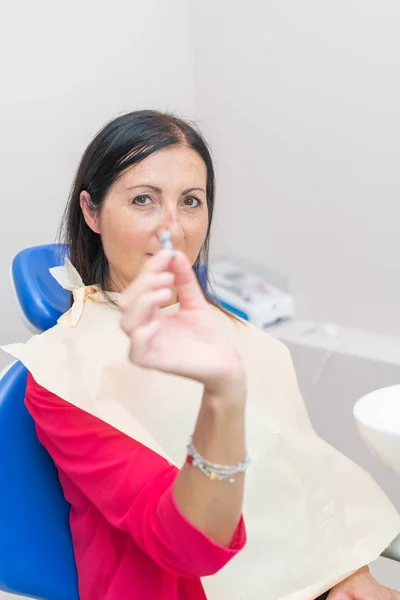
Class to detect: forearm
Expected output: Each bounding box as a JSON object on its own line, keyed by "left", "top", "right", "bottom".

{"left": 173, "top": 380, "right": 247, "bottom": 547}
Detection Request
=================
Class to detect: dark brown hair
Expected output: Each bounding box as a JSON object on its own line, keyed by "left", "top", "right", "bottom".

{"left": 59, "top": 110, "right": 237, "bottom": 319}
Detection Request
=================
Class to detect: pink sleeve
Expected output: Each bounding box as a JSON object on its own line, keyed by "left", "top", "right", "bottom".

{"left": 25, "top": 374, "right": 246, "bottom": 578}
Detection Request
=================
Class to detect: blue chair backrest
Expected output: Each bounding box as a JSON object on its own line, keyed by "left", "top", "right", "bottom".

{"left": 0, "top": 243, "right": 78, "bottom": 599}
{"left": 0, "top": 363, "right": 79, "bottom": 599}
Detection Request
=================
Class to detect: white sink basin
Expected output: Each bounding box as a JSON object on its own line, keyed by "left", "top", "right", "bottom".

{"left": 354, "top": 386, "right": 400, "bottom": 563}
{"left": 354, "top": 385, "right": 400, "bottom": 476}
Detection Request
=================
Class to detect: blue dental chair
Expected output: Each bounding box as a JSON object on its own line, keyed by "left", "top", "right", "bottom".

{"left": 0, "top": 244, "right": 79, "bottom": 599}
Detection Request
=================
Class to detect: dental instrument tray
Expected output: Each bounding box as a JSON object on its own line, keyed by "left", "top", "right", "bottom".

{"left": 208, "top": 257, "right": 295, "bottom": 328}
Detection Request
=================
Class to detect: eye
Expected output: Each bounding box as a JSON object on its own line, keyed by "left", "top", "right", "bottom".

{"left": 183, "top": 196, "right": 201, "bottom": 208}
{"left": 132, "top": 194, "right": 152, "bottom": 207}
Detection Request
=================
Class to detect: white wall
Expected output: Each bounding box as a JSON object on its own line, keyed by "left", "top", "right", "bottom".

{"left": 191, "top": 0, "right": 400, "bottom": 336}
{"left": 0, "top": 0, "right": 194, "bottom": 369}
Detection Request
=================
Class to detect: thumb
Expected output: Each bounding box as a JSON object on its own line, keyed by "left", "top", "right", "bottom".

{"left": 170, "top": 252, "right": 206, "bottom": 309}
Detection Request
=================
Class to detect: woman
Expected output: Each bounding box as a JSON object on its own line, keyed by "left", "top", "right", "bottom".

{"left": 3, "top": 111, "right": 400, "bottom": 600}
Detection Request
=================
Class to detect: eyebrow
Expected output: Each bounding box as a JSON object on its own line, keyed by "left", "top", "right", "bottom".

{"left": 126, "top": 184, "right": 206, "bottom": 195}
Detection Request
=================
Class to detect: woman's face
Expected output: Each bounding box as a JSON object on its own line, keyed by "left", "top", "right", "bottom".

{"left": 81, "top": 145, "right": 209, "bottom": 292}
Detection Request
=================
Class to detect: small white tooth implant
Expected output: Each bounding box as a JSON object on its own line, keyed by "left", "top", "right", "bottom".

{"left": 159, "top": 231, "right": 176, "bottom": 256}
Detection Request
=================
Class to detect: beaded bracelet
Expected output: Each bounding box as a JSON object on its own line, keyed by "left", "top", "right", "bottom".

{"left": 186, "top": 436, "right": 251, "bottom": 484}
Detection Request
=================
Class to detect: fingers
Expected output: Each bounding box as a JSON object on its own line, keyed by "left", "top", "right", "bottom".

{"left": 119, "top": 248, "right": 206, "bottom": 318}
{"left": 119, "top": 250, "right": 174, "bottom": 311}
{"left": 119, "top": 248, "right": 206, "bottom": 353}
{"left": 120, "top": 287, "right": 172, "bottom": 335}
{"left": 119, "top": 271, "right": 174, "bottom": 316}
{"left": 127, "top": 320, "right": 160, "bottom": 367}
{"left": 119, "top": 251, "right": 175, "bottom": 342}
{"left": 169, "top": 251, "right": 206, "bottom": 310}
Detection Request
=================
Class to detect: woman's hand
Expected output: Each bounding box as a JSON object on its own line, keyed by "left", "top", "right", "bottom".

{"left": 328, "top": 567, "right": 400, "bottom": 600}
{"left": 119, "top": 250, "right": 246, "bottom": 399}
{"left": 120, "top": 250, "right": 247, "bottom": 546}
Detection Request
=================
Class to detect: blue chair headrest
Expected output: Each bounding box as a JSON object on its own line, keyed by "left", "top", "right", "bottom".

{"left": 12, "top": 244, "right": 71, "bottom": 332}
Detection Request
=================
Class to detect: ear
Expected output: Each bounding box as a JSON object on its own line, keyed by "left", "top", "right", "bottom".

{"left": 80, "top": 191, "right": 101, "bottom": 234}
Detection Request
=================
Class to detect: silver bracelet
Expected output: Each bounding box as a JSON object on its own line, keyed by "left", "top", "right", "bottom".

{"left": 186, "top": 436, "right": 251, "bottom": 484}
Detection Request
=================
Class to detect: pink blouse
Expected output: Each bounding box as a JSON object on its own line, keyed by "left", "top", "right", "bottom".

{"left": 25, "top": 374, "right": 246, "bottom": 600}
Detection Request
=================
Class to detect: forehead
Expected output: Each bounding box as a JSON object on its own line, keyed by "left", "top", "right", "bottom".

{"left": 117, "top": 146, "right": 207, "bottom": 190}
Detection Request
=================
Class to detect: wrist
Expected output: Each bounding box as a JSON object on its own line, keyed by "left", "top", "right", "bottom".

{"left": 204, "top": 352, "right": 247, "bottom": 400}
{"left": 202, "top": 374, "right": 247, "bottom": 411}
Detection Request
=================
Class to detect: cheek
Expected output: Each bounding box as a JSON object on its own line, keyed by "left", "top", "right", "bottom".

{"left": 189, "top": 212, "right": 209, "bottom": 240}
{"left": 99, "top": 208, "right": 150, "bottom": 263}
{"left": 184, "top": 215, "right": 209, "bottom": 256}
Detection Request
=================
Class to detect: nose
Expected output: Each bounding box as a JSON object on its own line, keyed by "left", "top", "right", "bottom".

{"left": 157, "top": 208, "right": 184, "bottom": 248}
